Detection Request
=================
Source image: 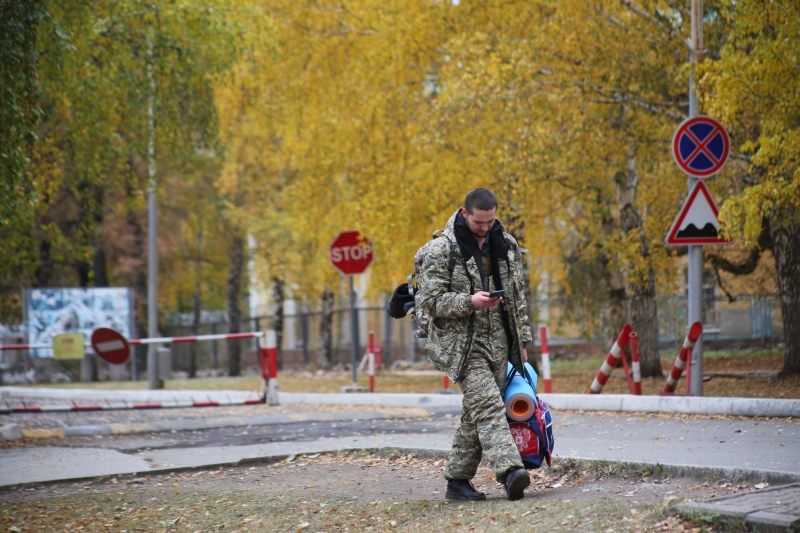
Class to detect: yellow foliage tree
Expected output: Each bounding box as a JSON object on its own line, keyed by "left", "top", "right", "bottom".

{"left": 701, "top": 0, "right": 800, "bottom": 375}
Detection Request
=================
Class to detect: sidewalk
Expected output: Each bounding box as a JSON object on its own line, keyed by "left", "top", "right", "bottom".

{"left": 2, "top": 388, "right": 799, "bottom": 531}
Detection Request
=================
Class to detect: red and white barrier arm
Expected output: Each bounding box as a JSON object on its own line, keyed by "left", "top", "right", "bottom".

{"left": 630, "top": 332, "right": 642, "bottom": 395}
{"left": 1, "top": 331, "right": 264, "bottom": 351}
{"left": 588, "top": 324, "right": 633, "bottom": 394}
{"left": 539, "top": 325, "right": 552, "bottom": 393}
{"left": 661, "top": 322, "right": 703, "bottom": 395}
{"left": 129, "top": 332, "right": 264, "bottom": 345}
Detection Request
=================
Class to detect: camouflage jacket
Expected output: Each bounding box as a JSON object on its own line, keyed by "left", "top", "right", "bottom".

{"left": 418, "top": 209, "right": 533, "bottom": 382}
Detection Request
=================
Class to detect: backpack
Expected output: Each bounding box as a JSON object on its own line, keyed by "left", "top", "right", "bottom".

{"left": 385, "top": 230, "right": 460, "bottom": 339}
{"left": 408, "top": 230, "right": 461, "bottom": 339}
{"left": 505, "top": 364, "right": 554, "bottom": 470}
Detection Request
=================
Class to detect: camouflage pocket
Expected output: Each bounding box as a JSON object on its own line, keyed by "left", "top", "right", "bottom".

{"left": 426, "top": 318, "right": 467, "bottom": 374}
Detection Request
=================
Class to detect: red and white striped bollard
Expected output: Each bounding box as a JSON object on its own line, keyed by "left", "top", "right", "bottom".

{"left": 539, "top": 325, "right": 552, "bottom": 393}
{"left": 661, "top": 322, "right": 702, "bottom": 395}
{"left": 265, "top": 330, "right": 279, "bottom": 405}
{"left": 630, "top": 332, "right": 642, "bottom": 395}
{"left": 368, "top": 331, "right": 375, "bottom": 393}
{"left": 588, "top": 324, "right": 633, "bottom": 394}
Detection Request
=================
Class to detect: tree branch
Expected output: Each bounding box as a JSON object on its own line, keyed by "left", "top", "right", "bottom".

{"left": 712, "top": 262, "right": 738, "bottom": 303}
{"left": 706, "top": 217, "right": 772, "bottom": 275}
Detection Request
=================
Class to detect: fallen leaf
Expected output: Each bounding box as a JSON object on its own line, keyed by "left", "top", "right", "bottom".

{"left": 160, "top": 516, "right": 181, "bottom": 527}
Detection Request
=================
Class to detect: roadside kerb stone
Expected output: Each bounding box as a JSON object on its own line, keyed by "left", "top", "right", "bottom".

{"left": 3, "top": 437, "right": 799, "bottom": 496}
{"left": 677, "top": 482, "right": 800, "bottom": 533}
{"left": 1, "top": 386, "right": 259, "bottom": 403}
{"left": 3, "top": 387, "right": 799, "bottom": 418}
{"left": 16, "top": 407, "right": 430, "bottom": 439}
{"left": 278, "top": 392, "right": 800, "bottom": 418}
{"left": 539, "top": 394, "right": 800, "bottom": 418}
{"left": 0, "top": 422, "right": 23, "bottom": 441}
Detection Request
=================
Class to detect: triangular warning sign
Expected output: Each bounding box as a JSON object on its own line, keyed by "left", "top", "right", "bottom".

{"left": 665, "top": 181, "right": 733, "bottom": 246}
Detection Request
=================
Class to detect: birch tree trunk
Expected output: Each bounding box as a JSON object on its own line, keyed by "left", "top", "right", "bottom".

{"left": 616, "top": 147, "right": 662, "bottom": 378}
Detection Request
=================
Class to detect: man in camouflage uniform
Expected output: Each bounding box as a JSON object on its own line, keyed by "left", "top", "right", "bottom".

{"left": 418, "top": 188, "right": 533, "bottom": 501}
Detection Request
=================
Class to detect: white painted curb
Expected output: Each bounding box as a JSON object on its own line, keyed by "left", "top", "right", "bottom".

{"left": 538, "top": 393, "right": 800, "bottom": 417}
{"left": 3, "top": 387, "right": 798, "bottom": 418}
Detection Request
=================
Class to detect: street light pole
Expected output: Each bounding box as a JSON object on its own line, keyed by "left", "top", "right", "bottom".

{"left": 688, "top": 0, "right": 705, "bottom": 396}
{"left": 146, "top": 33, "right": 160, "bottom": 390}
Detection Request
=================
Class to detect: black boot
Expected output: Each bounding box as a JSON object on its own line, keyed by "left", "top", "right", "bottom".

{"left": 503, "top": 468, "right": 530, "bottom": 501}
{"left": 445, "top": 479, "right": 487, "bottom": 501}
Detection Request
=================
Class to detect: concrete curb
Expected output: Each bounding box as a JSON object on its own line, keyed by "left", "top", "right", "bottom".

{"left": 16, "top": 407, "right": 432, "bottom": 440}
{"left": 6, "top": 446, "right": 798, "bottom": 487}
{"left": 0, "top": 386, "right": 258, "bottom": 403}
{"left": 0, "top": 423, "right": 23, "bottom": 441}
{"left": 3, "top": 387, "right": 799, "bottom": 418}
{"left": 539, "top": 394, "right": 800, "bottom": 418}
{"left": 278, "top": 392, "right": 800, "bottom": 418}
{"left": 676, "top": 482, "right": 800, "bottom": 533}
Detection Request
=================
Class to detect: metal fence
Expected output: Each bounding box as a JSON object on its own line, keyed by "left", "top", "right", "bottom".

{"left": 0, "top": 294, "right": 785, "bottom": 381}
{"left": 161, "top": 294, "right": 784, "bottom": 373}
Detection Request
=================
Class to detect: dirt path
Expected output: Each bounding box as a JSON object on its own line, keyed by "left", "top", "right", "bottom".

{"left": 0, "top": 450, "right": 766, "bottom": 532}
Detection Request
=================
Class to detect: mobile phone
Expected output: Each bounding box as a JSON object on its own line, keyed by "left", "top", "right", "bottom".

{"left": 488, "top": 289, "right": 505, "bottom": 298}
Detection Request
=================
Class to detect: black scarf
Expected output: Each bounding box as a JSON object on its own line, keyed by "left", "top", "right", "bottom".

{"left": 453, "top": 209, "right": 510, "bottom": 291}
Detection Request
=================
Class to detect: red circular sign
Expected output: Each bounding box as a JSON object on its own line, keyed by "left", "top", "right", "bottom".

{"left": 329, "top": 230, "right": 374, "bottom": 276}
{"left": 90, "top": 327, "right": 131, "bottom": 365}
{"left": 672, "top": 116, "right": 730, "bottom": 178}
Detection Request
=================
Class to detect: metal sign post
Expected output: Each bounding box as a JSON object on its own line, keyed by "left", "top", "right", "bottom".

{"left": 329, "top": 230, "right": 374, "bottom": 391}
{"left": 349, "top": 276, "right": 359, "bottom": 388}
{"left": 666, "top": 1, "right": 730, "bottom": 396}
{"left": 688, "top": 0, "right": 704, "bottom": 396}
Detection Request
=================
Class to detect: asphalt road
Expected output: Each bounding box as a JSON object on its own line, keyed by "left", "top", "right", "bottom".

{"left": 5, "top": 407, "right": 798, "bottom": 482}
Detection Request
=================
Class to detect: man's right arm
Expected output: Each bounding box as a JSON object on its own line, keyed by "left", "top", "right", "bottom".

{"left": 418, "top": 242, "right": 473, "bottom": 319}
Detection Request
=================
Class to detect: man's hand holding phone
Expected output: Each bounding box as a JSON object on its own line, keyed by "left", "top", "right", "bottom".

{"left": 471, "top": 290, "right": 504, "bottom": 309}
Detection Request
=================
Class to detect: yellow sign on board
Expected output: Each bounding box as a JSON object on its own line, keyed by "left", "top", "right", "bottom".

{"left": 53, "top": 333, "right": 85, "bottom": 360}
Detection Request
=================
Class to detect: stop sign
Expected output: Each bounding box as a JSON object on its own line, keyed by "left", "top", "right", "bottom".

{"left": 90, "top": 327, "right": 131, "bottom": 365}
{"left": 329, "top": 230, "right": 374, "bottom": 276}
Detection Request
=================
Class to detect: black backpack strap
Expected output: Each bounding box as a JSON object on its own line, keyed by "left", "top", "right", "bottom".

{"left": 441, "top": 234, "right": 460, "bottom": 284}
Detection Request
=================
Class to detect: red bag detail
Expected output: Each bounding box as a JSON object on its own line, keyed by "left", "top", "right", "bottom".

{"left": 509, "top": 422, "right": 539, "bottom": 456}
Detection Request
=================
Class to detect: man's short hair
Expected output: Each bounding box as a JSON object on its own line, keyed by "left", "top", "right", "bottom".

{"left": 464, "top": 188, "right": 498, "bottom": 214}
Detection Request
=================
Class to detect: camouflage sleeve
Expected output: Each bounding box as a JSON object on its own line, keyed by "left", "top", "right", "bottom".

{"left": 514, "top": 248, "right": 533, "bottom": 344}
{"left": 418, "top": 241, "right": 473, "bottom": 319}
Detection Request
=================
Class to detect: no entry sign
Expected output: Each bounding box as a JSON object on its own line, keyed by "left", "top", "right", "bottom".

{"left": 90, "top": 327, "right": 131, "bottom": 365}
{"left": 672, "top": 116, "right": 730, "bottom": 178}
{"left": 329, "top": 230, "right": 374, "bottom": 276}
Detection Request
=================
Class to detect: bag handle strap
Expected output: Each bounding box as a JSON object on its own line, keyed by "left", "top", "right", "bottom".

{"left": 506, "top": 364, "right": 538, "bottom": 398}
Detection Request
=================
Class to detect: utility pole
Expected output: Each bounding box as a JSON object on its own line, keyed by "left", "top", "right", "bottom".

{"left": 688, "top": 0, "right": 704, "bottom": 396}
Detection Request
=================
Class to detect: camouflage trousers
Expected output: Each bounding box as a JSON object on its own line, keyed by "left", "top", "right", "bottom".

{"left": 444, "top": 318, "right": 523, "bottom": 482}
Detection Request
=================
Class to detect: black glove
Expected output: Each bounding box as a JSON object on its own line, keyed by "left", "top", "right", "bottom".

{"left": 386, "top": 283, "right": 414, "bottom": 319}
